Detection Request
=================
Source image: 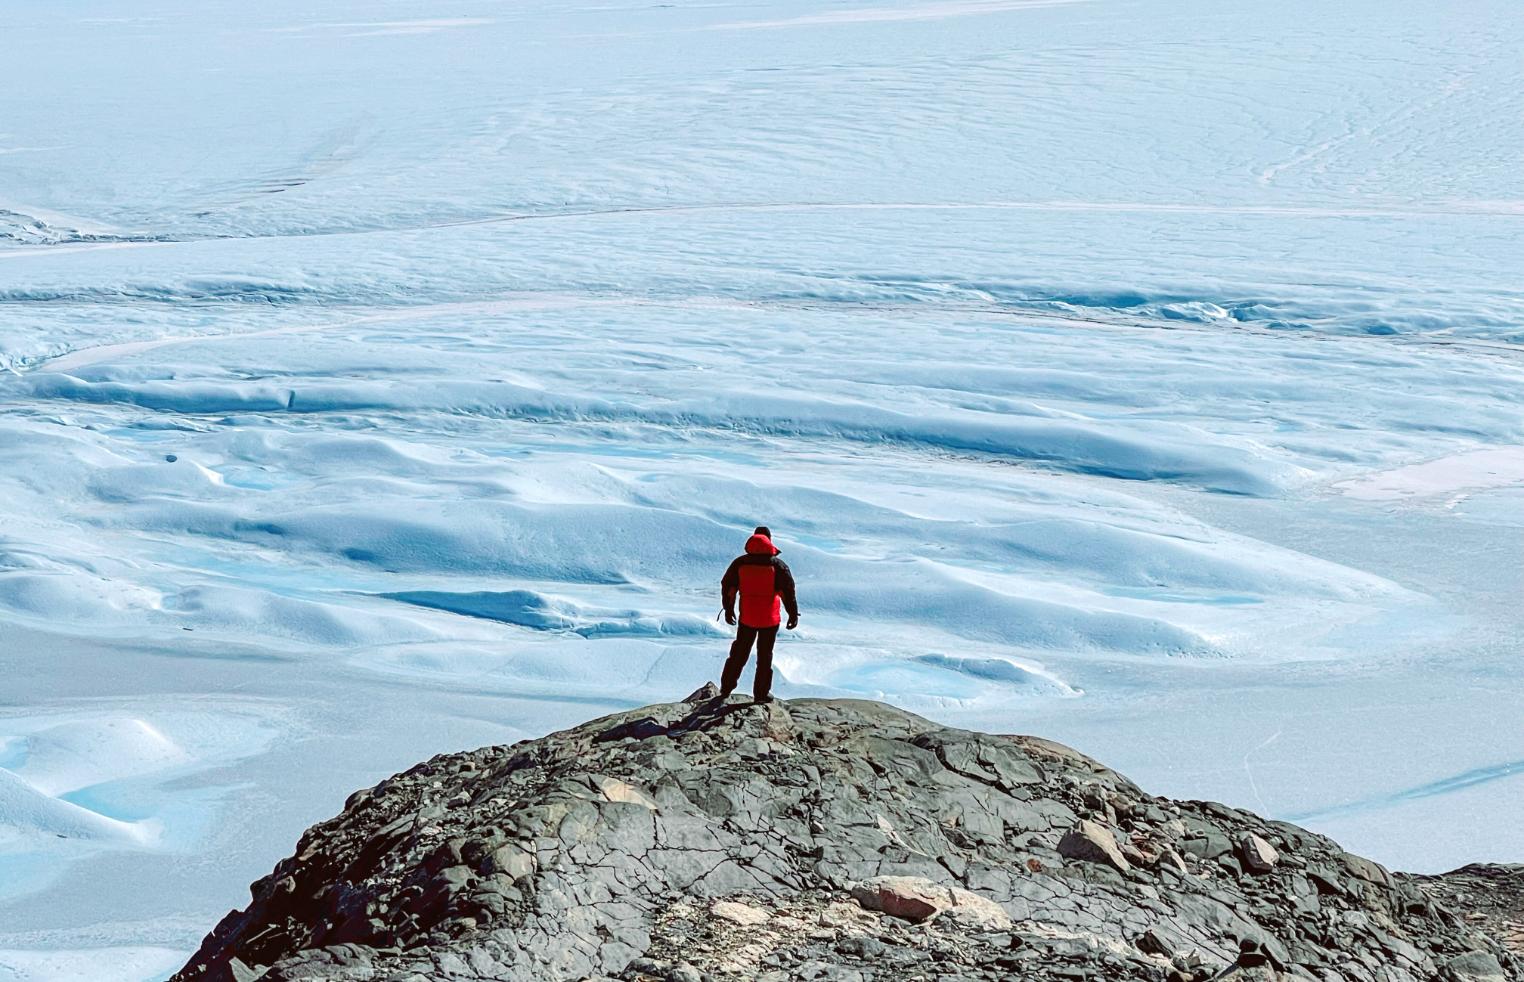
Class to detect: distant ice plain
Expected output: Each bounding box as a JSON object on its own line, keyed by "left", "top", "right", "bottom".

{"left": 2, "top": 0, "right": 1523, "bottom": 977}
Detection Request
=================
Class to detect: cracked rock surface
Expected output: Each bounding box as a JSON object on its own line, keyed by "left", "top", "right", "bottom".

{"left": 173, "top": 695, "right": 1520, "bottom": 981}
{"left": 1410, "top": 866, "right": 1524, "bottom": 964}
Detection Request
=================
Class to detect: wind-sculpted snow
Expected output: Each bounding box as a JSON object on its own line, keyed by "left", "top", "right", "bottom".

{"left": 383, "top": 590, "right": 728, "bottom": 639}
{"left": 0, "top": 707, "right": 280, "bottom": 904}
{"left": 19, "top": 372, "right": 1300, "bottom": 494}
{"left": 0, "top": 769, "right": 154, "bottom": 847}
{"left": 2, "top": 0, "right": 1523, "bottom": 978}
{"left": 2, "top": 207, "right": 1522, "bottom": 348}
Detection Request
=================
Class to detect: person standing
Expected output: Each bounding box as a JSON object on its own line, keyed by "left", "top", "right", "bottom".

{"left": 718, "top": 526, "right": 799, "bottom": 703}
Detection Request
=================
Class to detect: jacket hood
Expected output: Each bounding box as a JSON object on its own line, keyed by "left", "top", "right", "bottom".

{"left": 744, "top": 533, "right": 779, "bottom": 556}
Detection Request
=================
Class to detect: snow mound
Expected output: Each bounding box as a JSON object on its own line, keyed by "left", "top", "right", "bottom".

{"left": 0, "top": 717, "right": 191, "bottom": 797}
{"left": 0, "top": 768, "right": 154, "bottom": 846}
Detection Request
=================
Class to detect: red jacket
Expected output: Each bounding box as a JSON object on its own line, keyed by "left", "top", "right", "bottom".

{"left": 721, "top": 534, "right": 799, "bottom": 629}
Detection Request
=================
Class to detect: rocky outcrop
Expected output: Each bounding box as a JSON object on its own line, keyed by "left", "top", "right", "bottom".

{"left": 1409, "top": 865, "right": 1524, "bottom": 966}
{"left": 173, "top": 694, "right": 1520, "bottom": 981}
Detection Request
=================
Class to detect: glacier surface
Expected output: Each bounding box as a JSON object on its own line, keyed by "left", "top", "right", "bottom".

{"left": 2, "top": 0, "right": 1522, "bottom": 977}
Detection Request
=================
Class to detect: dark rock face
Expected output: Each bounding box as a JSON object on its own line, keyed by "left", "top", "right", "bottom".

{"left": 1409, "top": 865, "right": 1524, "bottom": 966}
{"left": 173, "top": 697, "right": 1520, "bottom": 981}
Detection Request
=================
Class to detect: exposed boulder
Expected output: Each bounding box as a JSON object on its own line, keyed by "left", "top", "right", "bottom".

{"left": 1057, "top": 818, "right": 1133, "bottom": 873}
{"left": 848, "top": 876, "right": 1011, "bottom": 931}
{"left": 172, "top": 696, "right": 1521, "bottom": 982}
{"left": 710, "top": 899, "right": 769, "bottom": 927}
{"left": 1444, "top": 952, "right": 1509, "bottom": 981}
{"left": 1237, "top": 833, "right": 1279, "bottom": 875}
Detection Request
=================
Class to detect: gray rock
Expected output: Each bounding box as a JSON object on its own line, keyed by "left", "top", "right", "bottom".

{"left": 1237, "top": 833, "right": 1278, "bottom": 875}
{"left": 1443, "top": 951, "right": 1508, "bottom": 981}
{"left": 167, "top": 698, "right": 1520, "bottom": 982}
{"left": 1182, "top": 829, "right": 1233, "bottom": 862}
{"left": 1057, "top": 819, "right": 1132, "bottom": 873}
{"left": 487, "top": 843, "right": 535, "bottom": 880}
{"left": 227, "top": 960, "right": 266, "bottom": 982}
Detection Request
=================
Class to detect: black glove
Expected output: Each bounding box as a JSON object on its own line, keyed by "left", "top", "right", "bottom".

{"left": 786, "top": 614, "right": 799, "bottom": 630}
{"left": 724, "top": 610, "right": 737, "bottom": 626}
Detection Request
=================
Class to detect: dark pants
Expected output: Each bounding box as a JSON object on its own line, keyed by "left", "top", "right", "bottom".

{"left": 721, "top": 624, "right": 779, "bottom": 699}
